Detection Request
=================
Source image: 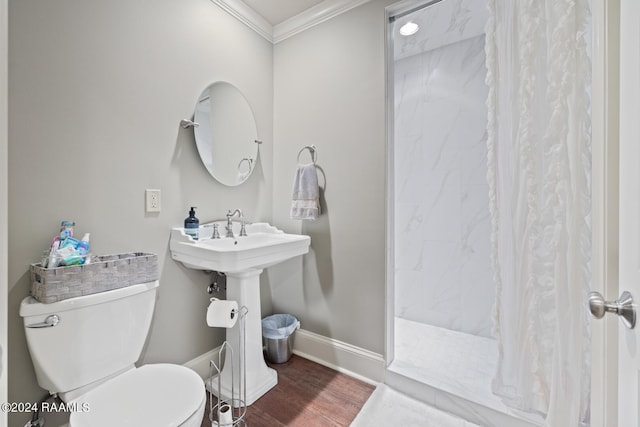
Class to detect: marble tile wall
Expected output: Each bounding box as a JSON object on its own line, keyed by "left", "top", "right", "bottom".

{"left": 393, "top": 0, "right": 488, "bottom": 61}
{"left": 393, "top": 2, "right": 493, "bottom": 338}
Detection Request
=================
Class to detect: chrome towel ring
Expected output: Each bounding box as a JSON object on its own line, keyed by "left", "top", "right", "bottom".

{"left": 237, "top": 157, "right": 253, "bottom": 172}
{"left": 297, "top": 145, "right": 317, "bottom": 164}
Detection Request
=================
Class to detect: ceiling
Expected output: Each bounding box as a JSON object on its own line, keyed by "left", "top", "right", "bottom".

{"left": 241, "top": 0, "right": 326, "bottom": 26}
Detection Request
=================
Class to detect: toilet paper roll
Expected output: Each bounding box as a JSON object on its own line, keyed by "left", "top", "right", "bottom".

{"left": 218, "top": 403, "right": 233, "bottom": 426}
{"left": 207, "top": 298, "right": 239, "bottom": 328}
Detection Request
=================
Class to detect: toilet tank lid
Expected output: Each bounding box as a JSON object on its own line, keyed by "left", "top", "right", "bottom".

{"left": 19, "top": 281, "right": 159, "bottom": 317}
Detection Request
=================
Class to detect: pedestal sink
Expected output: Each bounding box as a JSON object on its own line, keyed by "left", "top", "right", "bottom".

{"left": 169, "top": 222, "right": 310, "bottom": 406}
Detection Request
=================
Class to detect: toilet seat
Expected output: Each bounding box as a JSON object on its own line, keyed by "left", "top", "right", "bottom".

{"left": 69, "top": 364, "right": 205, "bottom": 427}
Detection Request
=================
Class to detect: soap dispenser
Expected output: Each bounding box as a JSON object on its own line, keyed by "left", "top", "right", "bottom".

{"left": 184, "top": 207, "right": 199, "bottom": 240}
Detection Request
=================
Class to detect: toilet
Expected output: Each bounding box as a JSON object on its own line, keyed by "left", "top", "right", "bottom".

{"left": 20, "top": 280, "right": 206, "bottom": 427}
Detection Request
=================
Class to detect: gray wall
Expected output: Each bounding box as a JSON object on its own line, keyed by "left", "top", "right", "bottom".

{"left": 8, "top": 1, "right": 273, "bottom": 426}
{"left": 270, "top": 0, "right": 394, "bottom": 354}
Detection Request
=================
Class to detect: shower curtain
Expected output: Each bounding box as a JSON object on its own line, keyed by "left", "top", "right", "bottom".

{"left": 485, "top": 0, "right": 591, "bottom": 426}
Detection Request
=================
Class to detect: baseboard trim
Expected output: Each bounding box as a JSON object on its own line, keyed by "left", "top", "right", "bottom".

{"left": 183, "top": 346, "right": 222, "bottom": 380}
{"left": 293, "top": 329, "right": 384, "bottom": 386}
{"left": 183, "top": 329, "right": 385, "bottom": 386}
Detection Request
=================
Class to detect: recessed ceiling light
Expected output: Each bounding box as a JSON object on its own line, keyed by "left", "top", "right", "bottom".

{"left": 399, "top": 21, "right": 419, "bottom": 36}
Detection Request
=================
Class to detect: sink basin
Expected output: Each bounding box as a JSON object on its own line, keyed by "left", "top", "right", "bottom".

{"left": 170, "top": 222, "right": 310, "bottom": 273}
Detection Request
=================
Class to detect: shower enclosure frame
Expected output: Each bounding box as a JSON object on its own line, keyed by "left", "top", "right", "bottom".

{"left": 384, "top": 2, "right": 511, "bottom": 424}
{"left": 383, "top": 0, "right": 447, "bottom": 372}
{"left": 384, "top": 0, "right": 618, "bottom": 425}
{"left": 384, "top": 0, "right": 485, "bottom": 369}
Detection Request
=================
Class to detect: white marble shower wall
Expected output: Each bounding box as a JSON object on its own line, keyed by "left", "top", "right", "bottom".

{"left": 393, "top": 0, "right": 493, "bottom": 338}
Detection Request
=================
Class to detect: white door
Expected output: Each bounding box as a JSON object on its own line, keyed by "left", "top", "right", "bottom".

{"left": 616, "top": 0, "right": 640, "bottom": 424}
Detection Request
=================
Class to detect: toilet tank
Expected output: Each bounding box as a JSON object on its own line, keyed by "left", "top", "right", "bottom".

{"left": 20, "top": 281, "right": 159, "bottom": 395}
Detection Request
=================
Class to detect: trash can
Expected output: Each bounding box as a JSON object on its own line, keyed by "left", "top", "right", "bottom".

{"left": 262, "top": 314, "right": 300, "bottom": 363}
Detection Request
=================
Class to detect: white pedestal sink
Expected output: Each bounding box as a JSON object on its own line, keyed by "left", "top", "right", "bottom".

{"left": 169, "top": 222, "right": 310, "bottom": 405}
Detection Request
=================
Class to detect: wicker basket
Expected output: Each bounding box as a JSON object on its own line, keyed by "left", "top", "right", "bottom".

{"left": 30, "top": 252, "right": 158, "bottom": 303}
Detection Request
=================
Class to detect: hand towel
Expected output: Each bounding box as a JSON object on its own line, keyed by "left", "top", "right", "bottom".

{"left": 290, "top": 163, "right": 320, "bottom": 220}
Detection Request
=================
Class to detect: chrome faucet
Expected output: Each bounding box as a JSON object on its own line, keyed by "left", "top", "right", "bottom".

{"left": 226, "top": 209, "right": 247, "bottom": 238}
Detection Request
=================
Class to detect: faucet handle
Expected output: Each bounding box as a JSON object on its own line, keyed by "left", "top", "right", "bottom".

{"left": 239, "top": 221, "right": 247, "bottom": 237}
{"left": 212, "top": 223, "right": 220, "bottom": 239}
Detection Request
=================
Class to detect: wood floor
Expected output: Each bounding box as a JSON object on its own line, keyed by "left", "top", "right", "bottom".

{"left": 201, "top": 355, "right": 376, "bottom": 427}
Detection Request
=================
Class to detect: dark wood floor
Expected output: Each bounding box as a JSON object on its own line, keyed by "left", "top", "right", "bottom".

{"left": 201, "top": 355, "right": 375, "bottom": 426}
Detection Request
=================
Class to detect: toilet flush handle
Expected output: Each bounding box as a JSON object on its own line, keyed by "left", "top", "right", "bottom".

{"left": 26, "top": 314, "right": 60, "bottom": 328}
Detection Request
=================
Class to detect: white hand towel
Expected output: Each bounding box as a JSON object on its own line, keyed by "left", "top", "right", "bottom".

{"left": 290, "top": 163, "right": 320, "bottom": 220}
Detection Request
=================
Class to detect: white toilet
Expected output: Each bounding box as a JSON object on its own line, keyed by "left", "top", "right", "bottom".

{"left": 20, "top": 280, "right": 206, "bottom": 427}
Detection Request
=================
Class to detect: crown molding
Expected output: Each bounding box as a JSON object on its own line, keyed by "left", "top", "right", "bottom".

{"left": 273, "top": 0, "right": 373, "bottom": 43}
{"left": 210, "top": 0, "right": 373, "bottom": 44}
{"left": 209, "top": 0, "right": 273, "bottom": 42}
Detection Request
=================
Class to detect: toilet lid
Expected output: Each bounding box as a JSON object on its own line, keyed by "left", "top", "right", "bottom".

{"left": 69, "top": 364, "right": 205, "bottom": 427}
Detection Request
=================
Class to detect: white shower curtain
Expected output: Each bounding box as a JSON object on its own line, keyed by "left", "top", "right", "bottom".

{"left": 485, "top": 1, "right": 591, "bottom": 426}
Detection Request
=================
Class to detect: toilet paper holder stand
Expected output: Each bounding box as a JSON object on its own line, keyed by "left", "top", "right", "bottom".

{"left": 208, "top": 305, "right": 249, "bottom": 426}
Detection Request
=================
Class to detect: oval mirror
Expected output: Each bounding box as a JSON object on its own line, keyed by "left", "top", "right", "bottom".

{"left": 193, "top": 82, "right": 259, "bottom": 186}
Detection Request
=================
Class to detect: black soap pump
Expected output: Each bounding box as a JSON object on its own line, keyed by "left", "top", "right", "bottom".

{"left": 184, "top": 207, "right": 199, "bottom": 240}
